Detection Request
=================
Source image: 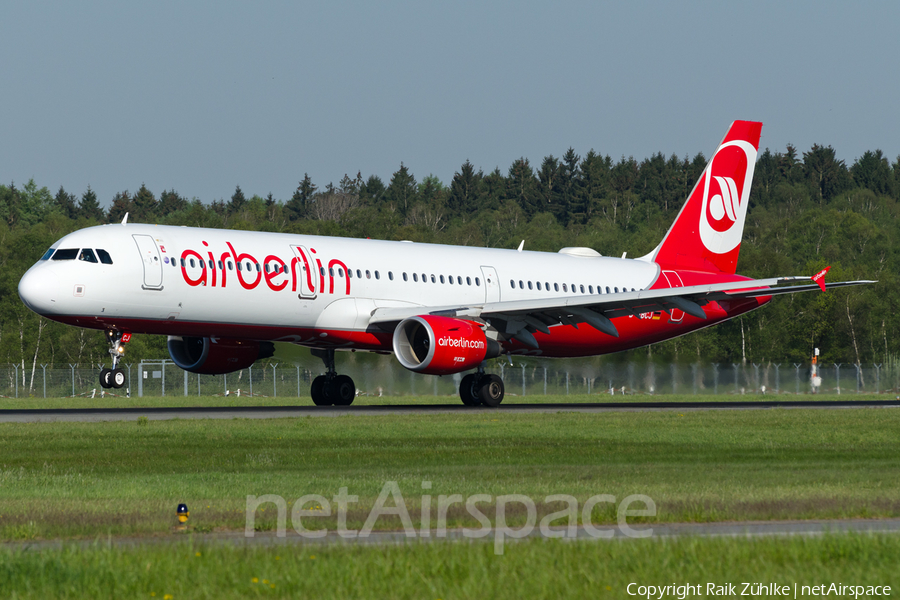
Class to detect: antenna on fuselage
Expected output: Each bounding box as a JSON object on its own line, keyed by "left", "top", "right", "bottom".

{"left": 122, "top": 212, "right": 129, "bottom": 225}
{"left": 517, "top": 240, "right": 524, "bottom": 252}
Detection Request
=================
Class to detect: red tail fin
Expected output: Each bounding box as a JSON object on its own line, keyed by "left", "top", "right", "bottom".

{"left": 649, "top": 120, "right": 762, "bottom": 274}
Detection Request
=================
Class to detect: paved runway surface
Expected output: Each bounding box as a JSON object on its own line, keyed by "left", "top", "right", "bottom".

{"left": 5, "top": 518, "right": 900, "bottom": 551}
{"left": 1, "top": 399, "right": 898, "bottom": 422}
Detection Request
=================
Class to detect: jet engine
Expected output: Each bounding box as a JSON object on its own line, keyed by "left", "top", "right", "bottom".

{"left": 392, "top": 316, "right": 501, "bottom": 375}
{"left": 167, "top": 336, "right": 275, "bottom": 375}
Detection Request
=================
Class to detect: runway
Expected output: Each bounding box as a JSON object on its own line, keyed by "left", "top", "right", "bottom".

{"left": 1, "top": 399, "right": 898, "bottom": 422}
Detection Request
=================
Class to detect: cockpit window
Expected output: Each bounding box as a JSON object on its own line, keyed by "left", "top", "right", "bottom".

{"left": 79, "top": 249, "right": 98, "bottom": 263}
{"left": 40, "top": 248, "right": 55, "bottom": 261}
{"left": 96, "top": 249, "right": 113, "bottom": 264}
{"left": 51, "top": 248, "right": 79, "bottom": 261}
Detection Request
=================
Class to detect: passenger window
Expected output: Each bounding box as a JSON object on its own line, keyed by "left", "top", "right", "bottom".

{"left": 554, "top": 283, "right": 559, "bottom": 292}
{"left": 572, "top": 284, "right": 576, "bottom": 293}
{"left": 79, "top": 249, "right": 98, "bottom": 263}
{"left": 228, "top": 261, "right": 233, "bottom": 271}
{"left": 413, "top": 273, "right": 419, "bottom": 282}
{"left": 457, "top": 276, "right": 462, "bottom": 285}
{"left": 375, "top": 271, "right": 380, "bottom": 280}
{"left": 236, "top": 262, "right": 242, "bottom": 271}
{"left": 189, "top": 258, "right": 196, "bottom": 268}
{"left": 536, "top": 282, "right": 542, "bottom": 290}
{"left": 580, "top": 285, "right": 585, "bottom": 293}
{"left": 562, "top": 283, "right": 567, "bottom": 292}
{"left": 440, "top": 275, "right": 445, "bottom": 284}
{"left": 209, "top": 260, "right": 214, "bottom": 269}
{"left": 431, "top": 274, "right": 436, "bottom": 283}
{"left": 356, "top": 269, "right": 362, "bottom": 278}
{"left": 255, "top": 263, "right": 261, "bottom": 272}
{"left": 510, "top": 280, "right": 515, "bottom": 289}
{"left": 527, "top": 281, "right": 533, "bottom": 290}
{"left": 475, "top": 277, "right": 480, "bottom": 286}
{"left": 97, "top": 249, "right": 113, "bottom": 264}
{"left": 51, "top": 248, "right": 78, "bottom": 261}
{"left": 466, "top": 276, "right": 471, "bottom": 285}
{"left": 366, "top": 270, "right": 371, "bottom": 279}
{"left": 403, "top": 272, "right": 408, "bottom": 281}
{"left": 589, "top": 285, "right": 593, "bottom": 294}
{"left": 388, "top": 272, "right": 393, "bottom": 281}
{"left": 218, "top": 261, "right": 223, "bottom": 270}
{"left": 614, "top": 287, "right": 619, "bottom": 293}
{"left": 40, "top": 248, "right": 55, "bottom": 261}
{"left": 545, "top": 282, "right": 550, "bottom": 291}
{"left": 329, "top": 268, "right": 335, "bottom": 277}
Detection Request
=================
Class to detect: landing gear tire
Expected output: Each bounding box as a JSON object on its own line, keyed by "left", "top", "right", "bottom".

{"left": 459, "top": 373, "right": 481, "bottom": 406}
{"left": 331, "top": 375, "right": 356, "bottom": 406}
{"left": 111, "top": 368, "right": 126, "bottom": 389}
{"left": 311, "top": 376, "right": 332, "bottom": 406}
{"left": 99, "top": 368, "right": 112, "bottom": 389}
{"left": 477, "top": 374, "right": 505, "bottom": 407}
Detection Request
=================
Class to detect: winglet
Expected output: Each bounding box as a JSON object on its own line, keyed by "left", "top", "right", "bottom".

{"left": 811, "top": 266, "right": 831, "bottom": 292}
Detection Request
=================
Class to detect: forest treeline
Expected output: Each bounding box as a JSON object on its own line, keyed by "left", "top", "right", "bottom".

{"left": 2, "top": 143, "right": 899, "bottom": 374}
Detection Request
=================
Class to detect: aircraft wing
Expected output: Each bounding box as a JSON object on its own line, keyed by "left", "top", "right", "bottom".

{"left": 368, "top": 276, "right": 875, "bottom": 347}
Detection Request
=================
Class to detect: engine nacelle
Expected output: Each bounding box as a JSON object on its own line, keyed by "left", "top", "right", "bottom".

{"left": 167, "top": 336, "right": 275, "bottom": 375}
{"left": 392, "top": 316, "right": 501, "bottom": 375}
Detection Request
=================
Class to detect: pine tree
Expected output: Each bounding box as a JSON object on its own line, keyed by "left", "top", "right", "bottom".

{"left": 159, "top": 189, "right": 188, "bottom": 216}
{"left": 448, "top": 160, "right": 483, "bottom": 215}
{"left": 132, "top": 183, "right": 158, "bottom": 222}
{"left": 107, "top": 191, "right": 134, "bottom": 223}
{"left": 54, "top": 186, "right": 78, "bottom": 219}
{"left": 506, "top": 158, "right": 538, "bottom": 217}
{"left": 228, "top": 185, "right": 247, "bottom": 215}
{"left": 286, "top": 174, "right": 316, "bottom": 220}
{"left": 386, "top": 163, "right": 418, "bottom": 215}
{"left": 78, "top": 186, "right": 104, "bottom": 221}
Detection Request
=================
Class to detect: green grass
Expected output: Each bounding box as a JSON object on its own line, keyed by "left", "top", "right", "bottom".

{"left": 0, "top": 392, "right": 887, "bottom": 410}
{"left": 1, "top": 408, "right": 899, "bottom": 540}
{"left": 1, "top": 534, "right": 898, "bottom": 599}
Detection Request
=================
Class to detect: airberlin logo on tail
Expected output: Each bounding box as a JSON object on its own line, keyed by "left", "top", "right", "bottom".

{"left": 698, "top": 141, "right": 758, "bottom": 255}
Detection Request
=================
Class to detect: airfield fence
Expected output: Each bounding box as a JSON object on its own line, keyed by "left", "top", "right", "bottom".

{"left": 1, "top": 359, "right": 897, "bottom": 399}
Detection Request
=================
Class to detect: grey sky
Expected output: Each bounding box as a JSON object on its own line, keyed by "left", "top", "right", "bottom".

{"left": 2, "top": 1, "right": 898, "bottom": 206}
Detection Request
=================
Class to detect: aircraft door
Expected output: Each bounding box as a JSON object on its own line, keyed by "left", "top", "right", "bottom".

{"left": 481, "top": 266, "right": 500, "bottom": 303}
{"left": 133, "top": 234, "right": 164, "bottom": 290}
{"left": 290, "top": 245, "right": 318, "bottom": 298}
{"left": 662, "top": 271, "right": 685, "bottom": 323}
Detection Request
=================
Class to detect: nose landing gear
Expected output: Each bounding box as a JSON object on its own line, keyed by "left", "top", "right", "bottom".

{"left": 99, "top": 330, "right": 129, "bottom": 389}
{"left": 310, "top": 348, "right": 356, "bottom": 406}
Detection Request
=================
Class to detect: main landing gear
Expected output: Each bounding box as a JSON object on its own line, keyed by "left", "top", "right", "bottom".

{"left": 309, "top": 349, "right": 356, "bottom": 406}
{"left": 99, "top": 330, "right": 128, "bottom": 389}
{"left": 459, "top": 370, "right": 505, "bottom": 407}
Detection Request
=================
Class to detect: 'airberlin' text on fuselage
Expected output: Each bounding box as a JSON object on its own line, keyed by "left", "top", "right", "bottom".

{"left": 177, "top": 242, "right": 350, "bottom": 296}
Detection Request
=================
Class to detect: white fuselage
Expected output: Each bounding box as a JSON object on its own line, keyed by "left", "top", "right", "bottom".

{"left": 19, "top": 223, "right": 662, "bottom": 353}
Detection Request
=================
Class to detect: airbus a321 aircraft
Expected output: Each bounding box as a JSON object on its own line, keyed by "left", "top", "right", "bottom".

{"left": 18, "top": 121, "right": 871, "bottom": 406}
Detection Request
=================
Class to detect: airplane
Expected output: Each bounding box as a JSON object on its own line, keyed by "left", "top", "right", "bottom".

{"left": 17, "top": 120, "right": 872, "bottom": 406}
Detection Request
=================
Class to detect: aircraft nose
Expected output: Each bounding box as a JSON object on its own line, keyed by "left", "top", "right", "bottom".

{"left": 18, "top": 267, "right": 60, "bottom": 315}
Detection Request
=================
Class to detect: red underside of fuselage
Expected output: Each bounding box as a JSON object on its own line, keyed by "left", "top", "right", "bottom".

{"left": 44, "top": 296, "right": 768, "bottom": 358}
